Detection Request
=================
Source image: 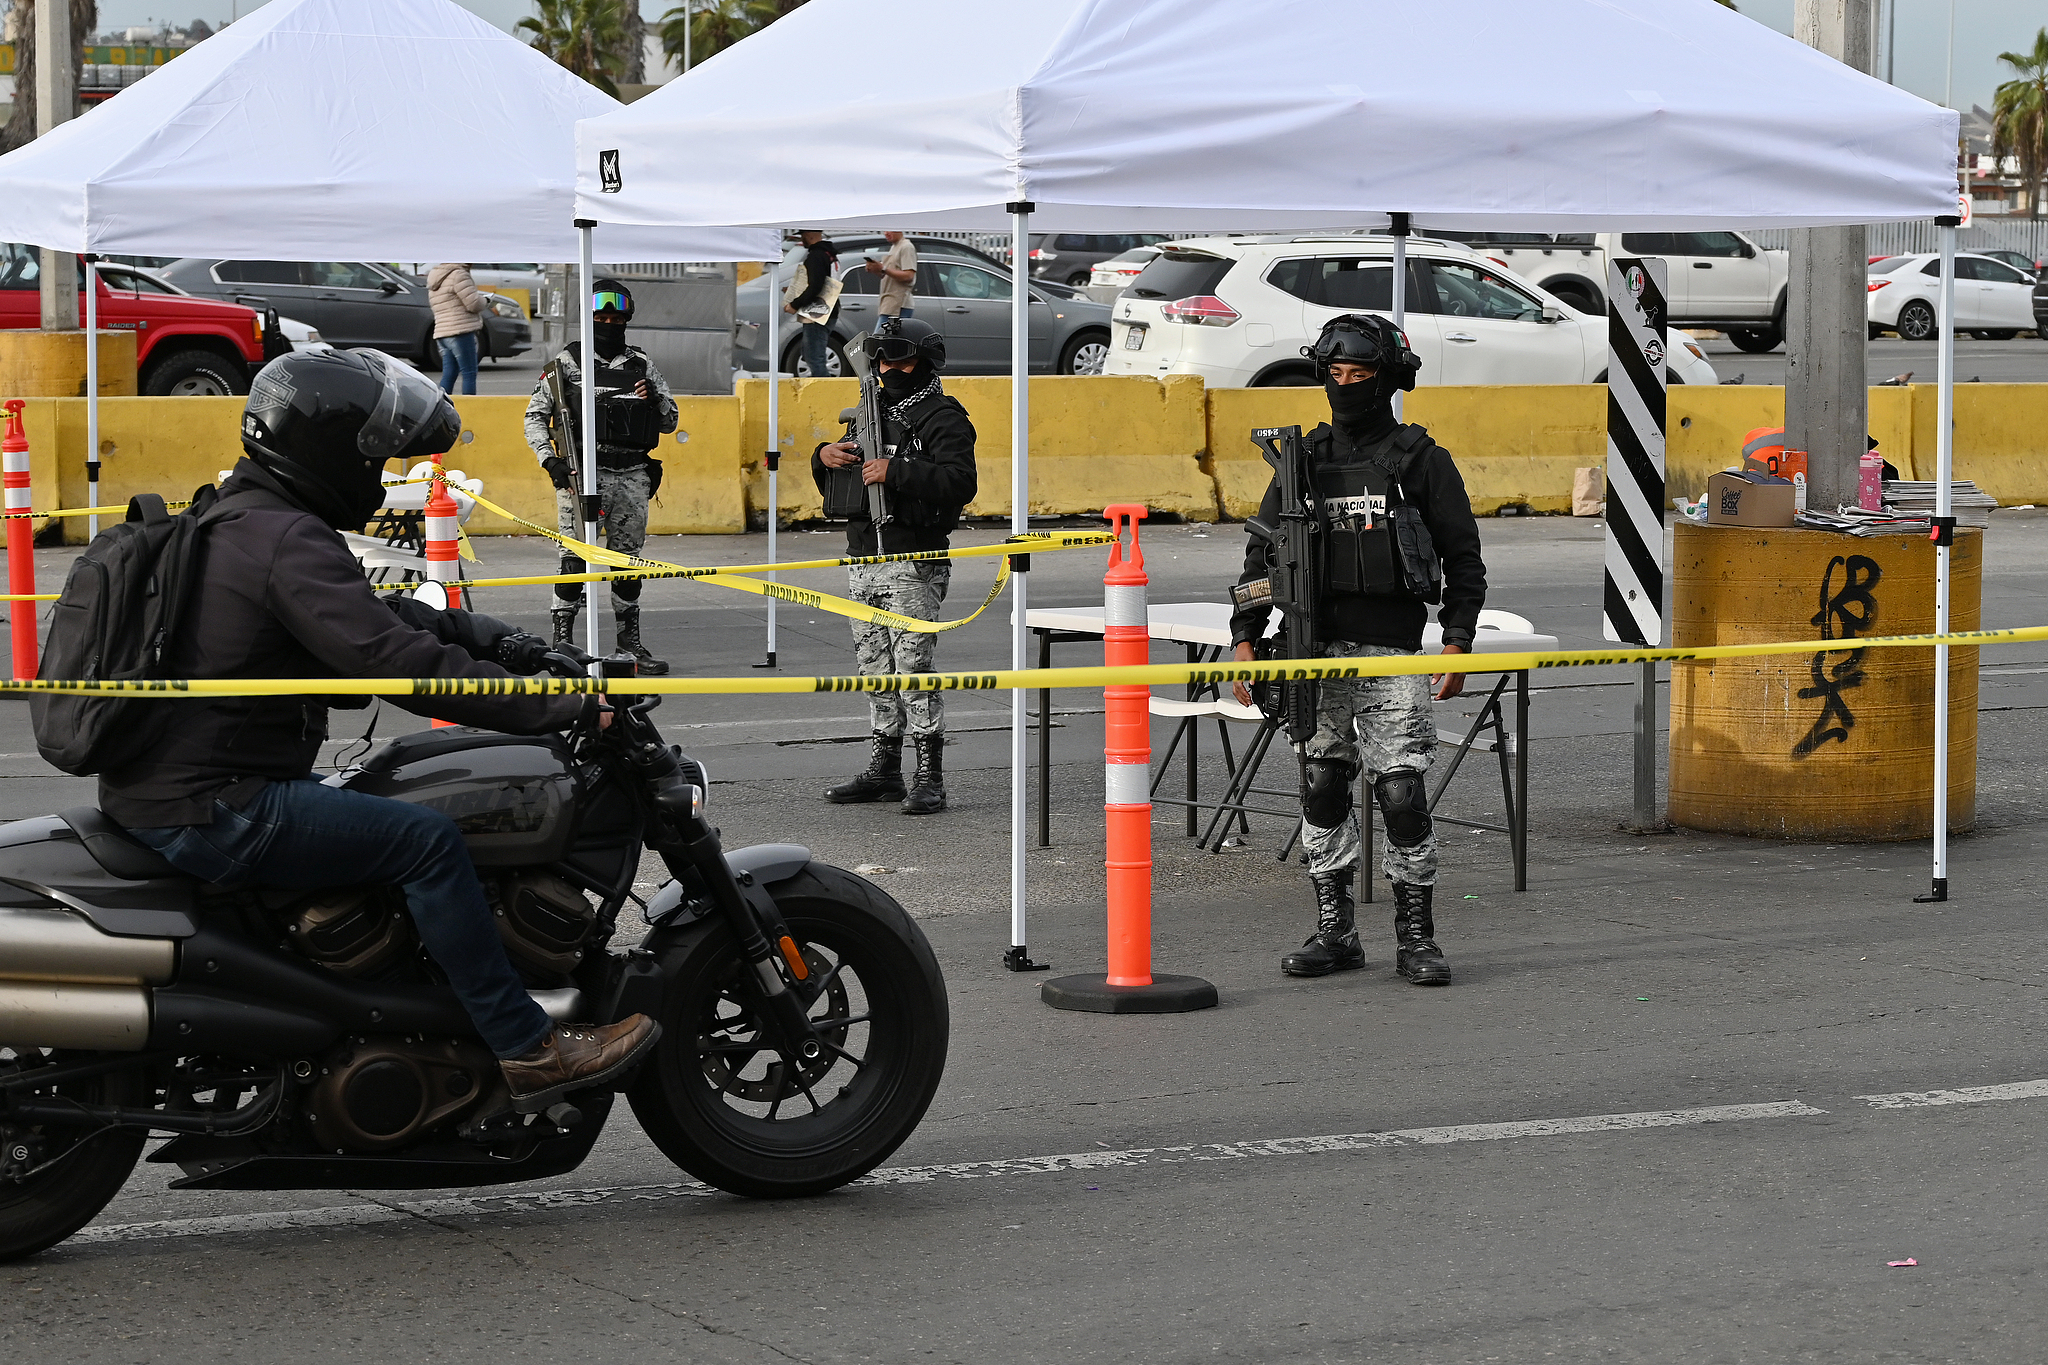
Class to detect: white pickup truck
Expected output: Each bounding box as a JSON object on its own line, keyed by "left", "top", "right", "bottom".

{"left": 1441, "top": 230, "right": 1792, "bottom": 353}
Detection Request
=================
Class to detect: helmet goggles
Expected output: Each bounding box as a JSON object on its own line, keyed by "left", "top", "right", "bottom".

{"left": 862, "top": 333, "right": 922, "bottom": 363}
{"left": 592, "top": 289, "right": 632, "bottom": 314}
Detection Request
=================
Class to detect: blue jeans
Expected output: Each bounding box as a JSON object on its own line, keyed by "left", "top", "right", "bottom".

{"left": 127, "top": 778, "right": 552, "bottom": 1058}
{"left": 801, "top": 321, "right": 831, "bottom": 377}
{"left": 438, "top": 331, "right": 479, "bottom": 394}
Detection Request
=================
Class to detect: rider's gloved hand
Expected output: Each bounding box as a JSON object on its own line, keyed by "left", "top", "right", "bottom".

{"left": 542, "top": 455, "right": 576, "bottom": 492}
{"left": 495, "top": 631, "right": 554, "bottom": 675}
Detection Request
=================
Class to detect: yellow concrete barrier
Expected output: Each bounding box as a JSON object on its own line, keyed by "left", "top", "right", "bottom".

{"left": 0, "top": 330, "right": 137, "bottom": 399}
{"left": 738, "top": 373, "right": 1216, "bottom": 525}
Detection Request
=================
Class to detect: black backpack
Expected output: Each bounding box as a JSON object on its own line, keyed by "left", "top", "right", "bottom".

{"left": 32, "top": 486, "right": 227, "bottom": 776}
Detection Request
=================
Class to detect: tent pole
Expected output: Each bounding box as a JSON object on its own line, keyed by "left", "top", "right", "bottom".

{"left": 1917, "top": 217, "right": 1958, "bottom": 905}
{"left": 1004, "top": 200, "right": 1043, "bottom": 973}
{"left": 84, "top": 254, "right": 99, "bottom": 540}
{"left": 576, "top": 220, "right": 602, "bottom": 668}
{"left": 762, "top": 251, "right": 780, "bottom": 668}
{"left": 1389, "top": 213, "right": 1409, "bottom": 420}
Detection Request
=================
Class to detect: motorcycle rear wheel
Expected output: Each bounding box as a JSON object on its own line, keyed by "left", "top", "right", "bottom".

{"left": 0, "top": 1049, "right": 150, "bottom": 1261}
{"left": 629, "top": 864, "right": 948, "bottom": 1198}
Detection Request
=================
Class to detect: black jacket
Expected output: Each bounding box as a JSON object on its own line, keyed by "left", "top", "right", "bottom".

{"left": 810, "top": 388, "right": 978, "bottom": 555}
{"left": 786, "top": 239, "right": 840, "bottom": 315}
{"left": 1230, "top": 421, "right": 1486, "bottom": 653}
{"left": 99, "top": 460, "right": 586, "bottom": 827}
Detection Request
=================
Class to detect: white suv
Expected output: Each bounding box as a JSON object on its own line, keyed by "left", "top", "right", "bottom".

{"left": 1102, "top": 234, "right": 1714, "bottom": 388}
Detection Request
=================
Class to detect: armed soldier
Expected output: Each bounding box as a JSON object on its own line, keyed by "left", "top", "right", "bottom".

{"left": 1230, "top": 313, "right": 1487, "bottom": 984}
{"left": 810, "top": 319, "right": 977, "bottom": 815}
{"left": 524, "top": 279, "right": 678, "bottom": 674}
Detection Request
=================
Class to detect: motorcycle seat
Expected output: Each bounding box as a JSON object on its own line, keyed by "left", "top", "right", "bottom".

{"left": 60, "top": 806, "right": 184, "bottom": 882}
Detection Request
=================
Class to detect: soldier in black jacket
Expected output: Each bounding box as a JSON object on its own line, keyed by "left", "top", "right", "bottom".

{"left": 1229, "top": 314, "right": 1487, "bottom": 984}
{"left": 810, "top": 320, "right": 978, "bottom": 814}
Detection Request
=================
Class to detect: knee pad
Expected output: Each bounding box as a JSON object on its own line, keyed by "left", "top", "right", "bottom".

{"left": 1375, "top": 771, "right": 1432, "bottom": 848}
{"left": 613, "top": 575, "right": 643, "bottom": 604}
{"left": 1302, "top": 759, "right": 1358, "bottom": 829}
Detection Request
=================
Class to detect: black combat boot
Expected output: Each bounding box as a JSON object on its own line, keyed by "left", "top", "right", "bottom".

{"left": 824, "top": 734, "right": 905, "bottom": 804}
{"left": 1392, "top": 882, "right": 1451, "bottom": 985}
{"left": 1281, "top": 870, "right": 1366, "bottom": 977}
{"left": 902, "top": 734, "right": 946, "bottom": 814}
{"left": 551, "top": 604, "right": 580, "bottom": 649}
{"left": 615, "top": 605, "right": 669, "bottom": 676}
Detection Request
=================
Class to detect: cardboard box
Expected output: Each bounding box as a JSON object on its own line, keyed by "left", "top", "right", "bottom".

{"left": 1705, "top": 469, "right": 1797, "bottom": 528}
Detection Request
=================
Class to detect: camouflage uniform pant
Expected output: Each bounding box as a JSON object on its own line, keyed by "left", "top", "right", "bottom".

{"left": 1300, "top": 641, "right": 1439, "bottom": 886}
{"left": 554, "top": 463, "right": 652, "bottom": 612}
{"left": 847, "top": 560, "right": 951, "bottom": 739}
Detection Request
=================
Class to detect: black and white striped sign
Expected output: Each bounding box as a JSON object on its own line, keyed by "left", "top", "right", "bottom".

{"left": 1602, "top": 257, "right": 1668, "bottom": 646}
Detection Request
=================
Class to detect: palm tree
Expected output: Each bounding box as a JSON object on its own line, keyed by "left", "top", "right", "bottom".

{"left": 518, "top": 0, "right": 633, "bottom": 98}
{"left": 659, "top": 0, "right": 791, "bottom": 73}
{"left": 1992, "top": 28, "right": 2048, "bottom": 220}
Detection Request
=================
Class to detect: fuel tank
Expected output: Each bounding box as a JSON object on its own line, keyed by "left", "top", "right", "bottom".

{"left": 338, "top": 728, "right": 581, "bottom": 868}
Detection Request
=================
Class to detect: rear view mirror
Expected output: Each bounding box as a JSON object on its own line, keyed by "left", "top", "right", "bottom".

{"left": 1541, "top": 304, "right": 1564, "bottom": 323}
{"left": 379, "top": 280, "right": 400, "bottom": 295}
{"left": 410, "top": 580, "right": 448, "bottom": 612}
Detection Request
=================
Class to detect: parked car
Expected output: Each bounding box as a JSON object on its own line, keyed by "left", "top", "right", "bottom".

{"left": 1015, "top": 232, "right": 1175, "bottom": 287}
{"left": 1, "top": 242, "right": 267, "bottom": 395}
{"left": 104, "top": 262, "right": 326, "bottom": 353}
{"left": 1977, "top": 248, "right": 2043, "bottom": 280}
{"left": 1866, "top": 252, "right": 2041, "bottom": 341}
{"left": 1101, "top": 235, "right": 1715, "bottom": 390}
{"left": 1086, "top": 244, "right": 1165, "bottom": 302}
{"left": 155, "top": 258, "right": 529, "bottom": 367}
{"left": 2035, "top": 270, "right": 2048, "bottom": 339}
{"left": 733, "top": 235, "right": 1113, "bottom": 377}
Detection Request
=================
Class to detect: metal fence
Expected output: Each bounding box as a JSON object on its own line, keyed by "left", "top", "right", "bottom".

{"left": 1748, "top": 221, "right": 2048, "bottom": 261}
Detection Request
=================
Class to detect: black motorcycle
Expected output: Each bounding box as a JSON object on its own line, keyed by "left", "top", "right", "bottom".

{"left": 0, "top": 664, "right": 949, "bottom": 1260}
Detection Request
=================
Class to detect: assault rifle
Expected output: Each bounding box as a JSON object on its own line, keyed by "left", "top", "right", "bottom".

{"left": 541, "top": 355, "right": 580, "bottom": 482}
{"left": 844, "top": 330, "right": 893, "bottom": 536}
{"left": 1238, "top": 425, "right": 1324, "bottom": 743}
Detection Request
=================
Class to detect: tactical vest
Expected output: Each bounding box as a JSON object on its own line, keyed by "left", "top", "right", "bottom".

{"left": 558, "top": 344, "right": 663, "bottom": 463}
{"left": 822, "top": 395, "right": 968, "bottom": 530}
{"left": 1311, "top": 425, "right": 1443, "bottom": 604}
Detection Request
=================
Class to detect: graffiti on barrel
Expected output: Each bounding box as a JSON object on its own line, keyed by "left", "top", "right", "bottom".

{"left": 1793, "top": 554, "right": 1881, "bottom": 759}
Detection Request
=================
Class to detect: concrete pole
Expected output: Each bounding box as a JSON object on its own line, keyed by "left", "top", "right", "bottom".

{"left": 1785, "top": 0, "right": 1875, "bottom": 513}
{"left": 36, "top": 0, "right": 79, "bottom": 332}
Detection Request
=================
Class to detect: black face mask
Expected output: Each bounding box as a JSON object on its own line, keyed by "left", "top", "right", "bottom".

{"left": 1325, "top": 377, "right": 1390, "bottom": 430}
{"left": 592, "top": 321, "right": 628, "bottom": 358}
{"left": 879, "top": 368, "right": 925, "bottom": 401}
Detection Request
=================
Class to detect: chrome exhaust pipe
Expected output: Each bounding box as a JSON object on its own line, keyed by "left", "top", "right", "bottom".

{"left": 0, "top": 906, "right": 176, "bottom": 1051}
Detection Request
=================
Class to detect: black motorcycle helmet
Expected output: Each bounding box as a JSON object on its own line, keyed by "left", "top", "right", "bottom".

{"left": 591, "top": 277, "right": 635, "bottom": 320}
{"left": 861, "top": 316, "right": 947, "bottom": 372}
{"left": 241, "top": 347, "right": 462, "bottom": 531}
{"left": 1304, "top": 312, "right": 1422, "bottom": 396}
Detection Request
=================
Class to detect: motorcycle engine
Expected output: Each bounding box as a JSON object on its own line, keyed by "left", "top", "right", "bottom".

{"left": 284, "top": 874, "right": 596, "bottom": 986}
{"left": 305, "top": 1037, "right": 496, "bottom": 1153}
{"left": 486, "top": 872, "right": 598, "bottom": 984}
{"left": 287, "top": 885, "right": 417, "bottom": 979}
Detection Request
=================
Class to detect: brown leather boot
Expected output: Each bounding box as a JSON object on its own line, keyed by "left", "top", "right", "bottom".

{"left": 501, "top": 1015, "right": 661, "bottom": 1113}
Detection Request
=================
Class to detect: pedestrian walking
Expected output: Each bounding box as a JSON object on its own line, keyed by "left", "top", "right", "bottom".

{"left": 810, "top": 319, "right": 975, "bottom": 814}
{"left": 867, "top": 230, "right": 917, "bottom": 321}
{"left": 523, "top": 278, "right": 679, "bottom": 675}
{"left": 782, "top": 229, "right": 841, "bottom": 377}
{"left": 427, "top": 262, "right": 486, "bottom": 395}
{"left": 1229, "top": 313, "right": 1487, "bottom": 985}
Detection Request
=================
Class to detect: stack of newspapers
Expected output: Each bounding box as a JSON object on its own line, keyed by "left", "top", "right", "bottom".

{"left": 1794, "top": 507, "right": 1936, "bottom": 536}
{"left": 1884, "top": 480, "right": 1999, "bottom": 528}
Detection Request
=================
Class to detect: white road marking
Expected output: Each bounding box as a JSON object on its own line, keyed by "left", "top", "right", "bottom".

{"left": 70, "top": 1099, "right": 1821, "bottom": 1249}
{"left": 1856, "top": 1079, "right": 2048, "bottom": 1109}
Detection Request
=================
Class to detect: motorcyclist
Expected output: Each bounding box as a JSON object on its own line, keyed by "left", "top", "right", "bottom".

{"left": 810, "top": 319, "right": 977, "bottom": 814}
{"left": 105, "top": 347, "right": 658, "bottom": 1113}
{"left": 1229, "top": 313, "right": 1487, "bottom": 984}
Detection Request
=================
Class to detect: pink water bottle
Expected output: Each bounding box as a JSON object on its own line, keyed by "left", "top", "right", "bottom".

{"left": 1859, "top": 450, "right": 1885, "bottom": 512}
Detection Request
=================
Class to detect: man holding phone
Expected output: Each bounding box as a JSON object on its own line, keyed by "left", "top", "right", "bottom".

{"left": 867, "top": 231, "right": 918, "bottom": 321}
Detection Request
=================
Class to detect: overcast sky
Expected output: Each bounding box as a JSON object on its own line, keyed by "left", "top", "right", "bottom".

{"left": 81, "top": 0, "right": 2048, "bottom": 118}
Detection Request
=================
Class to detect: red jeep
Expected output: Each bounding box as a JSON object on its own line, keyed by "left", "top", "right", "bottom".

{"left": 2, "top": 244, "right": 266, "bottom": 395}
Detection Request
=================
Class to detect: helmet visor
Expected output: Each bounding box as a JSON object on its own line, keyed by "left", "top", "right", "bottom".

{"left": 356, "top": 347, "right": 452, "bottom": 462}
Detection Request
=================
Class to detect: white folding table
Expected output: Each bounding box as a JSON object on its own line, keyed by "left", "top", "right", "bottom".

{"left": 1024, "top": 602, "right": 1557, "bottom": 891}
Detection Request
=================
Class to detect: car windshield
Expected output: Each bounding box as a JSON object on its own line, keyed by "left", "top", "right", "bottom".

{"left": 1127, "top": 251, "right": 1232, "bottom": 299}
{"left": 1867, "top": 257, "right": 1911, "bottom": 274}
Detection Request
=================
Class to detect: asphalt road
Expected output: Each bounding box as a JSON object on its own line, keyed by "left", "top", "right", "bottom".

{"left": 5, "top": 519, "right": 2048, "bottom": 1362}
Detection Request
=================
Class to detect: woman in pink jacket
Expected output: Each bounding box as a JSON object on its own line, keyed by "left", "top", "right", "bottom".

{"left": 428, "top": 263, "right": 486, "bottom": 395}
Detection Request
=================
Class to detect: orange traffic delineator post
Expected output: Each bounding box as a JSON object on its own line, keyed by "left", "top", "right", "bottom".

{"left": 1043, "top": 504, "right": 1216, "bottom": 1015}
{"left": 423, "top": 451, "right": 463, "bottom": 728}
{"left": 3, "top": 401, "right": 38, "bottom": 681}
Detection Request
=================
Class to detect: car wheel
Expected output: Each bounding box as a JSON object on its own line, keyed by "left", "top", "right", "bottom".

{"left": 1895, "top": 301, "right": 1937, "bottom": 342}
{"left": 1252, "top": 365, "right": 1317, "bottom": 387}
{"left": 1058, "top": 330, "right": 1110, "bottom": 376}
{"left": 1972, "top": 329, "right": 2016, "bottom": 341}
{"left": 420, "top": 328, "right": 442, "bottom": 369}
{"left": 1065, "top": 272, "right": 1091, "bottom": 287}
{"left": 780, "top": 336, "right": 848, "bottom": 379}
{"left": 1727, "top": 326, "right": 1783, "bottom": 353}
{"left": 141, "top": 349, "right": 248, "bottom": 397}
{"left": 1550, "top": 285, "right": 1601, "bottom": 315}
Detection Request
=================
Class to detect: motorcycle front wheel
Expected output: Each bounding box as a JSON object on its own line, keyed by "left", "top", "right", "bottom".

{"left": 629, "top": 863, "right": 948, "bottom": 1198}
{"left": 0, "top": 1049, "right": 150, "bottom": 1261}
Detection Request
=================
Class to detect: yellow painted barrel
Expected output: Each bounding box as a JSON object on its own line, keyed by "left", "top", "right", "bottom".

{"left": 1668, "top": 522, "right": 1979, "bottom": 840}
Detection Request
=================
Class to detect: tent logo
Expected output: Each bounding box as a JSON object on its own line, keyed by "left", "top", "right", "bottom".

{"left": 599, "top": 150, "right": 622, "bottom": 194}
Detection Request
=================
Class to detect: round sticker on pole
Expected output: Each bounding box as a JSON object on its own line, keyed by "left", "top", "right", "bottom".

{"left": 1956, "top": 193, "right": 1972, "bottom": 228}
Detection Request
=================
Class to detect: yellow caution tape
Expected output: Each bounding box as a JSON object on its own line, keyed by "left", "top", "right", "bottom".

{"left": 0, "top": 624, "right": 2036, "bottom": 698}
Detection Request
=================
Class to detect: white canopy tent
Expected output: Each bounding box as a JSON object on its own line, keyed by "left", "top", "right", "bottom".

{"left": 573, "top": 0, "right": 1966, "bottom": 948}
{"left": 0, "top": 0, "right": 777, "bottom": 663}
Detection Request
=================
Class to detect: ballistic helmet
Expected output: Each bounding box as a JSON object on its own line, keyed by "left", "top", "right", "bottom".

{"left": 591, "top": 277, "right": 635, "bottom": 320}
{"left": 241, "top": 348, "right": 462, "bottom": 531}
{"left": 861, "top": 316, "right": 947, "bottom": 371}
{"left": 1304, "top": 313, "right": 1421, "bottom": 393}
